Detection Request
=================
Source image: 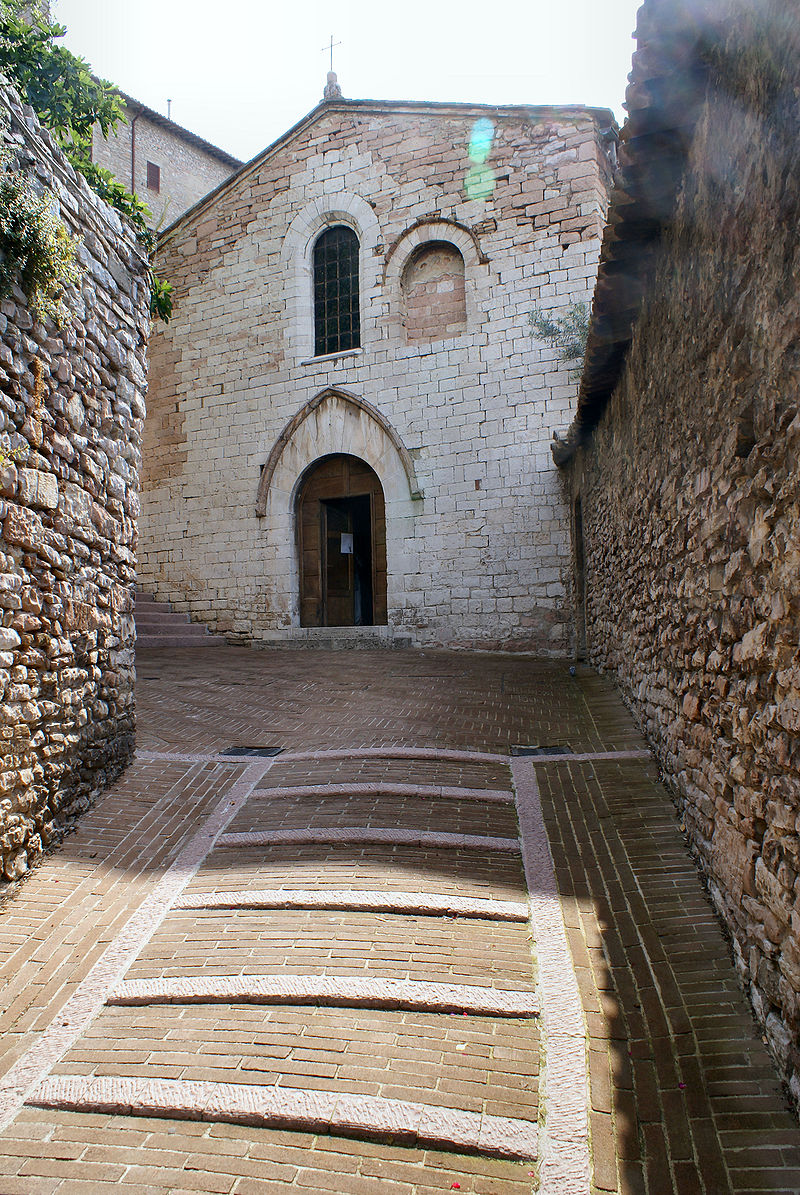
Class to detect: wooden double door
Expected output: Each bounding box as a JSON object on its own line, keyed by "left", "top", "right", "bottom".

{"left": 297, "top": 455, "right": 388, "bottom": 627}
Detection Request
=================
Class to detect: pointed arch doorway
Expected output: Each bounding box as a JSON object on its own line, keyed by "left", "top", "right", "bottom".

{"left": 297, "top": 454, "right": 388, "bottom": 628}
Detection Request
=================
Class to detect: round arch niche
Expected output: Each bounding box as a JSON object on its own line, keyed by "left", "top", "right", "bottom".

{"left": 401, "top": 240, "right": 467, "bottom": 343}
{"left": 296, "top": 454, "right": 388, "bottom": 628}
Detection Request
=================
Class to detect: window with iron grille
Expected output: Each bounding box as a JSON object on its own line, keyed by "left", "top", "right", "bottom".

{"left": 313, "top": 226, "right": 360, "bottom": 356}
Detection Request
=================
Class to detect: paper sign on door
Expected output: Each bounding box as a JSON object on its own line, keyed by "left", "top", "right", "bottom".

{"left": 340, "top": 533, "right": 353, "bottom": 554}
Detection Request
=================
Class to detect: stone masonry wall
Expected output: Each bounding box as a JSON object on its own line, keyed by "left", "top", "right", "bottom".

{"left": 0, "top": 82, "right": 150, "bottom": 881}
{"left": 573, "top": 1, "right": 800, "bottom": 1097}
{"left": 141, "top": 102, "right": 613, "bottom": 652}
{"left": 92, "top": 105, "right": 238, "bottom": 230}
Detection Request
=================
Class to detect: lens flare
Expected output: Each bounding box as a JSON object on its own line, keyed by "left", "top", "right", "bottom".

{"left": 465, "top": 118, "right": 496, "bottom": 199}
{"left": 468, "top": 117, "right": 495, "bottom": 164}
{"left": 465, "top": 163, "right": 496, "bottom": 200}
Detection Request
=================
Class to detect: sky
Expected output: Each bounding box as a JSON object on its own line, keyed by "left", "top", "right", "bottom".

{"left": 53, "top": 0, "right": 643, "bottom": 164}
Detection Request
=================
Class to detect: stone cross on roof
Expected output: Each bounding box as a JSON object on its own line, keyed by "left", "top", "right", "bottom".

{"left": 322, "top": 35, "right": 343, "bottom": 100}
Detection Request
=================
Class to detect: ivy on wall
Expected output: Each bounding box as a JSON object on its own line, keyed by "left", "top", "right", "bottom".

{"left": 0, "top": 0, "right": 172, "bottom": 322}
{"left": 0, "top": 145, "right": 82, "bottom": 325}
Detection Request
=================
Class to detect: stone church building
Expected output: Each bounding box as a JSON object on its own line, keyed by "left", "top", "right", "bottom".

{"left": 139, "top": 83, "right": 615, "bottom": 652}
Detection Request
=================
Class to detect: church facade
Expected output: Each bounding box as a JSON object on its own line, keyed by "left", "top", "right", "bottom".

{"left": 139, "top": 88, "right": 614, "bottom": 652}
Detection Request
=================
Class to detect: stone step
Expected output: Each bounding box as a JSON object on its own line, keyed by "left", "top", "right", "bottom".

{"left": 252, "top": 626, "right": 415, "bottom": 651}
{"left": 135, "top": 609, "right": 193, "bottom": 625}
{"left": 134, "top": 590, "right": 225, "bottom": 650}
{"left": 134, "top": 600, "right": 175, "bottom": 615}
{"left": 137, "top": 633, "right": 227, "bottom": 649}
{"left": 139, "top": 623, "right": 210, "bottom": 639}
{"left": 134, "top": 594, "right": 414, "bottom": 651}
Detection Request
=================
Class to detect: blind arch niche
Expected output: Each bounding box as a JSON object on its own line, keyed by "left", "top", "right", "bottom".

{"left": 401, "top": 241, "right": 466, "bottom": 342}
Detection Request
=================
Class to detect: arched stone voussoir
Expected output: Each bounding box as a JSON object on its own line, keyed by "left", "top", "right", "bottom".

{"left": 256, "top": 387, "right": 423, "bottom": 516}
{"left": 382, "top": 216, "right": 488, "bottom": 287}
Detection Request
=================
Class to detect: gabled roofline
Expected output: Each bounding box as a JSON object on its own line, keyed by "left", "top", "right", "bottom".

{"left": 118, "top": 92, "right": 243, "bottom": 170}
{"left": 158, "top": 96, "right": 616, "bottom": 246}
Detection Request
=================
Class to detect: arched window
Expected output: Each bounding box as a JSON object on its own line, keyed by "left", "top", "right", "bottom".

{"left": 313, "top": 226, "right": 360, "bottom": 357}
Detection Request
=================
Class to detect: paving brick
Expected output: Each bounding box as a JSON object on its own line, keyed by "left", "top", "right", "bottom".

{"left": 0, "top": 648, "right": 797, "bottom": 1194}
{"left": 0, "top": 1180, "right": 60, "bottom": 1195}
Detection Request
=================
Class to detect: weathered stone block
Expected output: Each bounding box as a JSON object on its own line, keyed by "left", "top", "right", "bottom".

{"left": 18, "top": 468, "right": 58, "bottom": 510}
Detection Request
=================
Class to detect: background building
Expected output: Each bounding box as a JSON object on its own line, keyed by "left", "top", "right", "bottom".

{"left": 91, "top": 93, "right": 242, "bottom": 229}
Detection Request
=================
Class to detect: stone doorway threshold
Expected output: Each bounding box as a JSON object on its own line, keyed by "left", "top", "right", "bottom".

{"left": 253, "top": 624, "right": 415, "bottom": 650}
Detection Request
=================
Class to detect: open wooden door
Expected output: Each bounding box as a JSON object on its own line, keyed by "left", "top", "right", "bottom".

{"left": 297, "top": 455, "right": 387, "bottom": 627}
{"left": 323, "top": 501, "right": 355, "bottom": 626}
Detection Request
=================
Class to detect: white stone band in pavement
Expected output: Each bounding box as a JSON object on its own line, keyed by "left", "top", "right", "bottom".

{"left": 136, "top": 746, "right": 650, "bottom": 767}
{"left": 511, "top": 756, "right": 590, "bottom": 1195}
{"left": 136, "top": 747, "right": 512, "bottom": 765}
{"left": 253, "top": 782, "right": 514, "bottom": 803}
{"left": 520, "top": 749, "right": 650, "bottom": 764}
{"left": 279, "top": 747, "right": 511, "bottom": 765}
{"left": 137, "top": 750, "right": 244, "bottom": 765}
{"left": 28, "top": 1076, "right": 539, "bottom": 1161}
{"left": 175, "top": 888, "right": 529, "bottom": 921}
{"left": 0, "top": 759, "right": 274, "bottom": 1134}
{"left": 216, "top": 827, "right": 521, "bottom": 853}
{"left": 108, "top": 975, "right": 539, "bottom": 1017}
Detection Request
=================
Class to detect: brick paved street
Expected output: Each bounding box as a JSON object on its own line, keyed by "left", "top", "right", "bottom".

{"left": 0, "top": 646, "right": 799, "bottom": 1194}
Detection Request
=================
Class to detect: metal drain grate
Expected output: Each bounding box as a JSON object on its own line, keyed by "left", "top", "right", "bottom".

{"left": 219, "top": 746, "right": 284, "bottom": 758}
{"left": 510, "top": 745, "right": 572, "bottom": 757}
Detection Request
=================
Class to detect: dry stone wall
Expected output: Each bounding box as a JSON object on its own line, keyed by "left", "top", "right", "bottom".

{"left": 142, "top": 101, "right": 613, "bottom": 652}
{"left": 573, "top": 2, "right": 800, "bottom": 1098}
{"left": 0, "top": 81, "right": 150, "bottom": 881}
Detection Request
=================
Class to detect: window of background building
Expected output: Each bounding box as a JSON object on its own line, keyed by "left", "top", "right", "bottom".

{"left": 313, "top": 226, "right": 360, "bottom": 356}
{"left": 146, "top": 161, "right": 161, "bottom": 193}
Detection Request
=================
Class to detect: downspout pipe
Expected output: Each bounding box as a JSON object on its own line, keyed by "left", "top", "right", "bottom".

{"left": 130, "top": 109, "right": 141, "bottom": 194}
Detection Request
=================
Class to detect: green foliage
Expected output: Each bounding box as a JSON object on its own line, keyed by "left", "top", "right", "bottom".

{"left": 149, "top": 273, "right": 173, "bottom": 323}
{"left": 0, "top": 0, "right": 171, "bottom": 318}
{"left": 529, "top": 301, "right": 591, "bottom": 382}
{"left": 529, "top": 301, "right": 590, "bottom": 364}
{"left": 0, "top": 150, "right": 82, "bottom": 325}
{"left": 0, "top": 440, "right": 25, "bottom": 466}
{"left": 67, "top": 146, "right": 154, "bottom": 252}
{"left": 0, "top": 1, "right": 124, "bottom": 157}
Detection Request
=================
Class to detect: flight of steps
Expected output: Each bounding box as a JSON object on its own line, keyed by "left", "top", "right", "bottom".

{"left": 135, "top": 592, "right": 415, "bottom": 651}
{"left": 134, "top": 591, "right": 226, "bottom": 649}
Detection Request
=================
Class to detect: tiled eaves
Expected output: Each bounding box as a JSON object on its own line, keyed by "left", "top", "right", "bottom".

{"left": 555, "top": 0, "right": 719, "bottom": 461}
{"left": 118, "top": 91, "right": 243, "bottom": 169}
{"left": 158, "top": 95, "right": 616, "bottom": 247}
